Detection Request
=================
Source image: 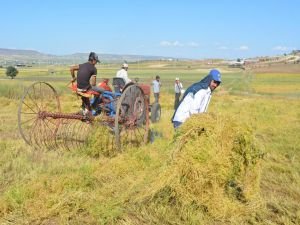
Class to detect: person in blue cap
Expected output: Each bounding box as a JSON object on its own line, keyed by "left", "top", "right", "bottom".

{"left": 171, "top": 69, "right": 222, "bottom": 129}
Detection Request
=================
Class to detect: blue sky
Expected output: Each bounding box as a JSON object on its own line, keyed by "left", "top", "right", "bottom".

{"left": 0, "top": 0, "right": 299, "bottom": 59}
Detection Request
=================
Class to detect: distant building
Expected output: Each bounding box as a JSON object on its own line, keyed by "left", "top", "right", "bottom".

{"left": 228, "top": 58, "right": 245, "bottom": 68}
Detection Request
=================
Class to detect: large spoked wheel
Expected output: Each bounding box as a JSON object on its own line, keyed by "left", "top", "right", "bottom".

{"left": 114, "top": 84, "right": 149, "bottom": 150}
{"left": 150, "top": 103, "right": 161, "bottom": 123}
{"left": 18, "top": 82, "right": 61, "bottom": 149}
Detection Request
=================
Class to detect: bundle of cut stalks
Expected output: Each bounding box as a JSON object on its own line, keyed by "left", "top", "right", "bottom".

{"left": 126, "top": 113, "right": 264, "bottom": 224}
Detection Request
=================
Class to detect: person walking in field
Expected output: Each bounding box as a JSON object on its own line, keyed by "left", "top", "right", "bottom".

{"left": 116, "top": 63, "right": 131, "bottom": 84}
{"left": 70, "top": 52, "right": 103, "bottom": 116}
{"left": 152, "top": 75, "right": 161, "bottom": 103}
{"left": 172, "top": 69, "right": 221, "bottom": 129}
{"left": 174, "top": 77, "right": 183, "bottom": 109}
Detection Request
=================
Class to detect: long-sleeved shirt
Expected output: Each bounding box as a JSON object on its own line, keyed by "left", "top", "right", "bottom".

{"left": 172, "top": 87, "right": 212, "bottom": 123}
{"left": 174, "top": 82, "right": 183, "bottom": 93}
{"left": 116, "top": 69, "right": 131, "bottom": 84}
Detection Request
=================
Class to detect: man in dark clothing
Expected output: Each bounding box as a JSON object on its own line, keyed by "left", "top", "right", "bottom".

{"left": 70, "top": 52, "right": 103, "bottom": 115}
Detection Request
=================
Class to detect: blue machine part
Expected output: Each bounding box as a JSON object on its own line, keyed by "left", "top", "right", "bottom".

{"left": 91, "top": 91, "right": 122, "bottom": 117}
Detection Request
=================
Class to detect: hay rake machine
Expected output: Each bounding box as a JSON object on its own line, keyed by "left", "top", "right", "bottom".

{"left": 18, "top": 80, "right": 156, "bottom": 151}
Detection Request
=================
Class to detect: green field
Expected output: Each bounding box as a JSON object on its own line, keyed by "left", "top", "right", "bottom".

{"left": 0, "top": 62, "right": 299, "bottom": 224}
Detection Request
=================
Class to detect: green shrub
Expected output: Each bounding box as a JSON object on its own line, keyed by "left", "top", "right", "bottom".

{"left": 6, "top": 66, "right": 18, "bottom": 79}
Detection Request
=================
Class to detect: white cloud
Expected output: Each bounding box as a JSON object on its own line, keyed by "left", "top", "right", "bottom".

{"left": 173, "top": 41, "right": 183, "bottom": 47}
{"left": 160, "top": 41, "right": 182, "bottom": 47}
{"left": 238, "top": 45, "right": 249, "bottom": 50}
{"left": 160, "top": 41, "right": 171, "bottom": 47}
{"left": 160, "top": 41, "right": 199, "bottom": 48}
{"left": 272, "top": 46, "right": 289, "bottom": 51}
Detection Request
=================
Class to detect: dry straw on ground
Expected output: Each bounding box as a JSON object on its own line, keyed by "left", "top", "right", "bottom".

{"left": 125, "top": 113, "right": 264, "bottom": 224}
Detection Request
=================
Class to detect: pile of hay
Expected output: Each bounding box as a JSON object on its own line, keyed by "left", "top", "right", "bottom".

{"left": 126, "top": 113, "right": 264, "bottom": 224}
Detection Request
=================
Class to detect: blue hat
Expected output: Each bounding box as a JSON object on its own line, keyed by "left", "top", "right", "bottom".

{"left": 209, "top": 69, "right": 221, "bottom": 83}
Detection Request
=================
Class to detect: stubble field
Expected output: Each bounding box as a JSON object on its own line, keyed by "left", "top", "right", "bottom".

{"left": 0, "top": 62, "right": 299, "bottom": 224}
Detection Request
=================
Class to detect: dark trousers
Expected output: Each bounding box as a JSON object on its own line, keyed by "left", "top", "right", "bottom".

{"left": 81, "top": 86, "right": 104, "bottom": 111}
{"left": 154, "top": 93, "right": 160, "bottom": 103}
{"left": 81, "top": 96, "right": 91, "bottom": 111}
{"left": 91, "top": 86, "right": 105, "bottom": 108}
{"left": 174, "top": 92, "right": 181, "bottom": 109}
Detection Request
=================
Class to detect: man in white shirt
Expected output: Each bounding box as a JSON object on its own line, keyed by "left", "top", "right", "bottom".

{"left": 174, "top": 77, "right": 183, "bottom": 109}
{"left": 172, "top": 69, "right": 221, "bottom": 129}
{"left": 116, "top": 63, "right": 131, "bottom": 84}
{"left": 152, "top": 75, "right": 161, "bottom": 103}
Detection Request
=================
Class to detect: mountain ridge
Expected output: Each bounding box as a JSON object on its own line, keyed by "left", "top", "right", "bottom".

{"left": 0, "top": 48, "right": 177, "bottom": 64}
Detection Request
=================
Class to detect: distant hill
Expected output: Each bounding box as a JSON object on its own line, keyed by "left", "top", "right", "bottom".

{"left": 0, "top": 48, "right": 45, "bottom": 56}
{"left": 0, "top": 48, "right": 176, "bottom": 65}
